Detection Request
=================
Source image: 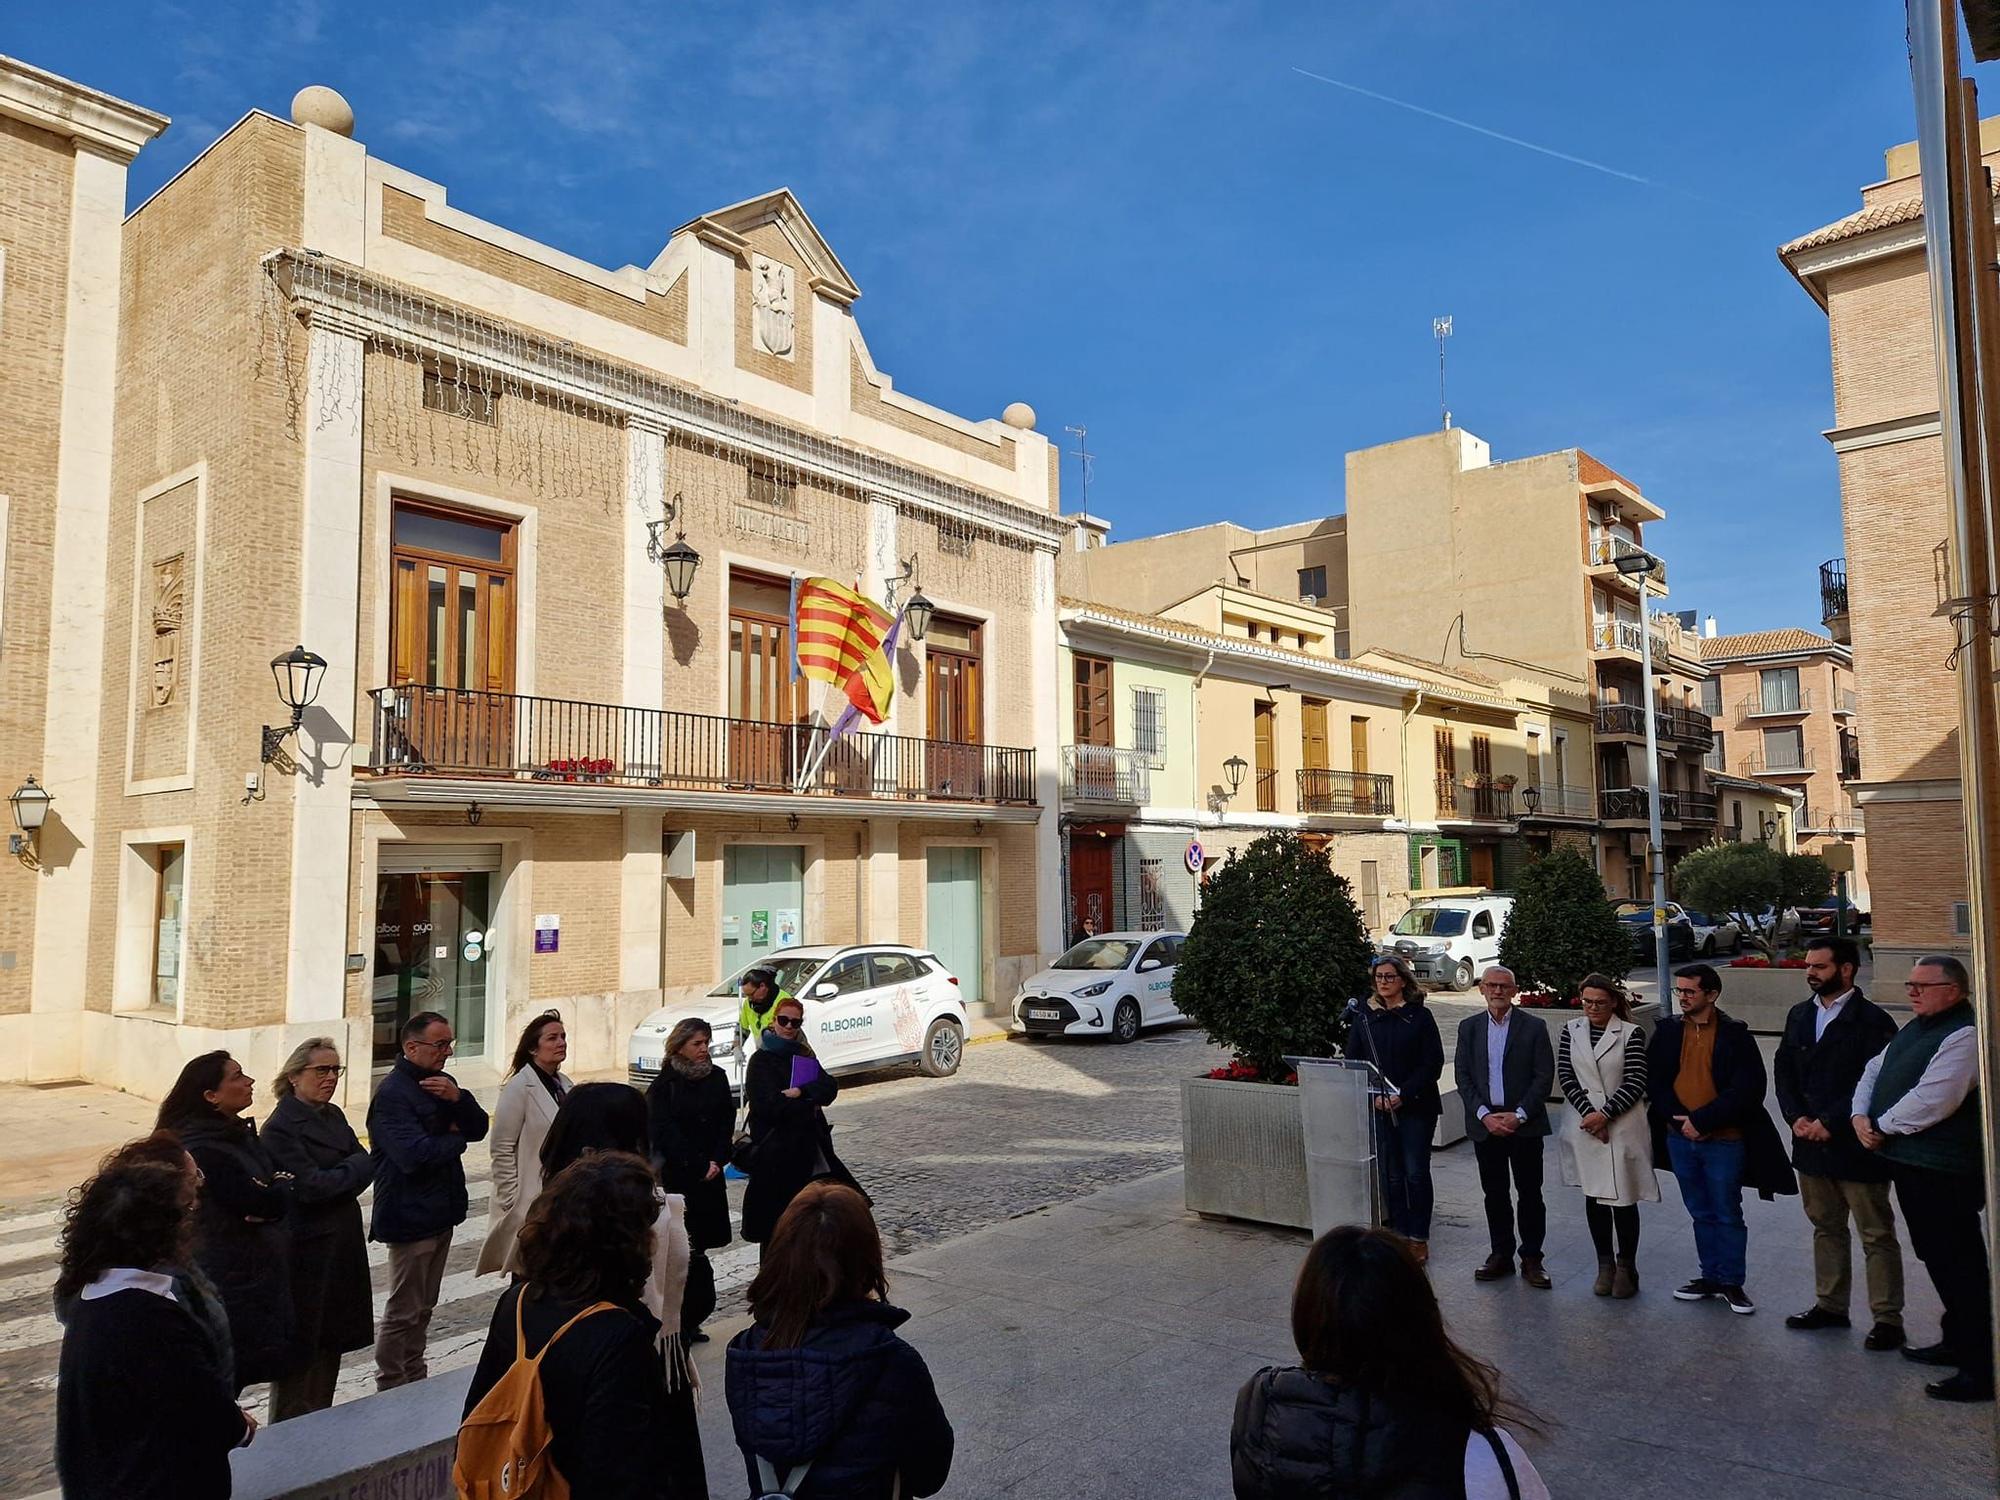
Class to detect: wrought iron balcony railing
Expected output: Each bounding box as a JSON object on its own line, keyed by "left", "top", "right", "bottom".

{"left": 1437, "top": 773, "right": 1514, "bottom": 821}
{"left": 1820, "top": 557, "right": 1848, "bottom": 624}
{"left": 1740, "top": 689, "right": 1812, "bottom": 719}
{"left": 1681, "top": 792, "right": 1717, "bottom": 823}
{"left": 365, "top": 686, "right": 1037, "bottom": 805}
{"left": 1518, "top": 784, "right": 1595, "bottom": 819}
{"left": 1298, "top": 768, "right": 1397, "bottom": 816}
{"left": 1589, "top": 533, "right": 1663, "bottom": 584}
{"left": 1599, "top": 786, "right": 1682, "bottom": 822}
{"left": 1743, "top": 747, "right": 1814, "bottom": 776}
{"left": 1062, "top": 744, "right": 1152, "bottom": 804}
{"left": 1595, "top": 703, "right": 1648, "bottom": 737}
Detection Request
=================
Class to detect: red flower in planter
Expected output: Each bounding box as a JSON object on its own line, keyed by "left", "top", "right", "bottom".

{"left": 1204, "top": 1059, "right": 1300, "bottom": 1085}
{"left": 1728, "top": 956, "right": 1771, "bottom": 968}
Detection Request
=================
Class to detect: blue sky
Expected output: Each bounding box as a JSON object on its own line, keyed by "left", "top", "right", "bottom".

{"left": 16, "top": 2, "right": 1988, "bottom": 632}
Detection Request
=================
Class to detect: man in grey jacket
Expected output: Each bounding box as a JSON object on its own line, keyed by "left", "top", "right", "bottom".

{"left": 1455, "top": 967, "right": 1557, "bottom": 1287}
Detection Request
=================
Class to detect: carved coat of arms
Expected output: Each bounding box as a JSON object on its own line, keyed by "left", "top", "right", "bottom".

{"left": 751, "top": 255, "right": 795, "bottom": 358}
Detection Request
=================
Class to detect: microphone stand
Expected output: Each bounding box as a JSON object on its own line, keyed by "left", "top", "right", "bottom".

{"left": 1342, "top": 996, "right": 1405, "bottom": 1233}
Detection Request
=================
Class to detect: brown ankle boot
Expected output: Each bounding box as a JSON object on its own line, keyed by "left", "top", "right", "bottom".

{"left": 1594, "top": 1257, "right": 1616, "bottom": 1296}
{"left": 1612, "top": 1256, "right": 1639, "bottom": 1299}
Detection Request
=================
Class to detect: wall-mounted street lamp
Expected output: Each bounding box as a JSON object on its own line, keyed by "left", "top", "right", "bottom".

{"left": 1223, "top": 755, "right": 1248, "bottom": 799}
{"left": 1761, "top": 813, "right": 1779, "bottom": 844}
{"left": 9, "top": 776, "right": 51, "bottom": 859}
{"left": 262, "top": 644, "right": 328, "bottom": 764}
{"left": 645, "top": 491, "right": 702, "bottom": 605}
{"left": 884, "top": 555, "right": 934, "bottom": 643}
{"left": 1520, "top": 784, "right": 1541, "bottom": 817}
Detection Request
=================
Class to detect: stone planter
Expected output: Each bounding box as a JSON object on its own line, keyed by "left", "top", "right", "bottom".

{"left": 1181, "top": 1077, "right": 1310, "bottom": 1229}
{"left": 1717, "top": 966, "right": 1809, "bottom": 1033}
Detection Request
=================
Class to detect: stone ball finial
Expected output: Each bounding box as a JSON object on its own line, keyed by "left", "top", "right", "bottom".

{"left": 1001, "top": 402, "right": 1037, "bottom": 431}
{"left": 291, "top": 86, "right": 355, "bottom": 137}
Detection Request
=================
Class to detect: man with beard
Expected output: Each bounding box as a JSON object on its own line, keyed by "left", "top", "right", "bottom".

{"left": 1773, "top": 935, "right": 1904, "bottom": 1349}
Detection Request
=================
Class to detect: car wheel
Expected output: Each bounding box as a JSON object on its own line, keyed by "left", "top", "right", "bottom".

{"left": 919, "top": 1017, "right": 964, "bottom": 1077}
{"left": 1451, "top": 959, "right": 1475, "bottom": 992}
{"left": 1111, "top": 998, "right": 1141, "bottom": 1043}
{"left": 1700, "top": 936, "right": 1715, "bottom": 957}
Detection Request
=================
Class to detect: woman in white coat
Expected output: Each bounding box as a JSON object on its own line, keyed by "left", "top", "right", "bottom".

{"left": 1556, "top": 974, "right": 1657, "bottom": 1299}
{"left": 475, "top": 1011, "right": 571, "bottom": 1276}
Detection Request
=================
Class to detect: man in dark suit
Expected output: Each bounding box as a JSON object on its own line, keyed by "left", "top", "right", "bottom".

{"left": 1455, "top": 966, "right": 1556, "bottom": 1287}
{"left": 1773, "top": 935, "right": 1904, "bottom": 1348}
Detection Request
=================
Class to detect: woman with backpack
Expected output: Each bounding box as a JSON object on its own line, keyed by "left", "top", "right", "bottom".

{"left": 458, "top": 1151, "right": 691, "bottom": 1499}
{"left": 1231, "top": 1225, "right": 1549, "bottom": 1499}
{"left": 726, "top": 1182, "right": 954, "bottom": 1500}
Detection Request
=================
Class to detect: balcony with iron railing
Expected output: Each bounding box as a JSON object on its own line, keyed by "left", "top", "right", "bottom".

{"left": 1681, "top": 791, "right": 1717, "bottom": 823}
{"left": 1820, "top": 557, "right": 1849, "bottom": 645}
{"left": 1061, "top": 744, "right": 1152, "bottom": 805}
{"left": 1589, "top": 532, "right": 1665, "bottom": 586}
{"left": 1594, "top": 703, "right": 1648, "bottom": 739}
{"left": 1298, "top": 768, "right": 1397, "bottom": 817}
{"left": 1436, "top": 773, "right": 1514, "bottom": 822}
{"left": 1599, "top": 786, "right": 1682, "bottom": 824}
{"left": 1739, "top": 688, "right": 1812, "bottom": 720}
{"left": 1799, "top": 796, "right": 1865, "bottom": 834}
{"left": 1590, "top": 618, "right": 1671, "bottom": 659}
{"left": 364, "top": 686, "right": 1037, "bottom": 805}
{"left": 1832, "top": 688, "right": 1858, "bottom": 716}
{"left": 1742, "top": 747, "right": 1814, "bottom": 777}
{"left": 1255, "top": 767, "right": 1278, "bottom": 813}
{"left": 1517, "top": 783, "right": 1595, "bottom": 820}
{"left": 1593, "top": 702, "right": 1714, "bottom": 751}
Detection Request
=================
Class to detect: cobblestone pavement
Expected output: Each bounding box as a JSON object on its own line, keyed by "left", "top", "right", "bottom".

{"left": 0, "top": 1027, "right": 1224, "bottom": 1497}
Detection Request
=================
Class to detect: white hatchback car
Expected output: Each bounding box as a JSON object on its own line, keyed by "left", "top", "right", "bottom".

{"left": 627, "top": 944, "right": 969, "bottom": 1094}
{"left": 1011, "top": 932, "right": 1187, "bottom": 1043}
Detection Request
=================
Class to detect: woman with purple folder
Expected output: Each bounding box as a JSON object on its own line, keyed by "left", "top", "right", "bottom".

{"left": 740, "top": 997, "right": 868, "bottom": 1257}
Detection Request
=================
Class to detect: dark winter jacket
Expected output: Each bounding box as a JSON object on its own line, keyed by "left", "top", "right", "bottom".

{"left": 646, "top": 1063, "right": 736, "bottom": 1251}
{"left": 262, "top": 1093, "right": 376, "bottom": 1355}
{"left": 1348, "top": 998, "right": 1446, "bottom": 1117}
{"left": 726, "top": 1300, "right": 953, "bottom": 1500}
{"left": 1230, "top": 1365, "right": 1480, "bottom": 1499}
{"left": 173, "top": 1112, "right": 300, "bottom": 1388}
{"left": 366, "top": 1055, "right": 489, "bottom": 1244}
{"left": 1772, "top": 988, "right": 1899, "bottom": 1183}
{"left": 57, "top": 1283, "right": 249, "bottom": 1500}
{"left": 464, "top": 1283, "right": 684, "bottom": 1500}
{"left": 739, "top": 1045, "right": 865, "bottom": 1245}
{"left": 1647, "top": 1010, "right": 1797, "bottom": 1200}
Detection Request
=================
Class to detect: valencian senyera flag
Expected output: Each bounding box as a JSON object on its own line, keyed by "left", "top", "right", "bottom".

{"left": 789, "top": 576, "right": 897, "bottom": 724}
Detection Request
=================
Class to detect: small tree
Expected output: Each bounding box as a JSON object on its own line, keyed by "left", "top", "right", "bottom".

{"left": 1173, "top": 831, "right": 1373, "bottom": 1079}
{"left": 1498, "top": 846, "right": 1631, "bottom": 1000}
{"left": 1777, "top": 851, "right": 1835, "bottom": 914}
{"left": 1672, "top": 841, "right": 1782, "bottom": 934}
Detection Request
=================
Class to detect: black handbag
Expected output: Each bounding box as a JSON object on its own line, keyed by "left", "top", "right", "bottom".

{"left": 728, "top": 1096, "right": 758, "bottom": 1174}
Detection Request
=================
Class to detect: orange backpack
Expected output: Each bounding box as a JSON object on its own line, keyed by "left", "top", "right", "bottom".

{"left": 454, "top": 1294, "right": 619, "bottom": 1499}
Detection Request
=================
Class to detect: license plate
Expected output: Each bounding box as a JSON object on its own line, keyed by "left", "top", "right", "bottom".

{"left": 1028, "top": 1009, "right": 1061, "bottom": 1021}
{"left": 633, "top": 1056, "right": 659, "bottom": 1074}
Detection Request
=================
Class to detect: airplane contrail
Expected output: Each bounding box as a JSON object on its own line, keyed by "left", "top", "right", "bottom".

{"left": 1292, "top": 66, "right": 1664, "bottom": 191}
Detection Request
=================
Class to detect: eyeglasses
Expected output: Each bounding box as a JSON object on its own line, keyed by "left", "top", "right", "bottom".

{"left": 1905, "top": 980, "right": 1958, "bottom": 995}
{"left": 1672, "top": 987, "right": 1704, "bottom": 999}
{"left": 770, "top": 1015, "right": 803, "bottom": 1030}
{"left": 1580, "top": 995, "right": 1616, "bottom": 1007}
{"left": 304, "top": 1064, "right": 345, "bottom": 1078}
{"left": 409, "top": 1037, "right": 454, "bottom": 1053}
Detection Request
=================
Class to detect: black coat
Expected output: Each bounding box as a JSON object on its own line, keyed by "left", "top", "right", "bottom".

{"left": 57, "top": 1284, "right": 249, "bottom": 1500}
{"left": 739, "top": 1046, "right": 865, "bottom": 1245}
{"left": 646, "top": 1064, "right": 735, "bottom": 1251}
{"left": 1453, "top": 1009, "right": 1556, "bottom": 1140}
{"left": 726, "top": 1300, "right": 953, "bottom": 1500}
{"left": 464, "top": 1283, "right": 696, "bottom": 1500}
{"left": 1647, "top": 1010, "right": 1798, "bottom": 1200}
{"left": 261, "top": 1093, "right": 376, "bottom": 1355}
{"left": 174, "top": 1113, "right": 300, "bottom": 1388}
{"left": 1347, "top": 999, "right": 1445, "bottom": 1117}
{"left": 1773, "top": 989, "right": 1899, "bottom": 1183}
{"left": 366, "top": 1055, "right": 489, "bottom": 1244}
{"left": 1231, "top": 1365, "right": 1477, "bottom": 1500}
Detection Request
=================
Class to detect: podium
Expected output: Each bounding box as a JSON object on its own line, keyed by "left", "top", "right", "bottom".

{"left": 1289, "top": 1057, "right": 1381, "bottom": 1240}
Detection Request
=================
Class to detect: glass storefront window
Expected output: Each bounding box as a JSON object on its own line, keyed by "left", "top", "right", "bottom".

{"left": 373, "top": 870, "right": 491, "bottom": 1067}
{"left": 153, "top": 845, "right": 185, "bottom": 1010}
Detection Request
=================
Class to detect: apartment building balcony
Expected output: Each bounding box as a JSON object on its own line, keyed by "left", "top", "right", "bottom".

{"left": 1062, "top": 745, "right": 1152, "bottom": 805}
{"left": 1838, "top": 741, "right": 1862, "bottom": 781}
{"left": 1298, "top": 768, "right": 1396, "bottom": 817}
{"left": 1593, "top": 703, "right": 1714, "bottom": 752}
{"left": 1437, "top": 774, "right": 1514, "bottom": 822}
{"left": 1799, "top": 796, "right": 1865, "bottom": 835}
{"left": 1590, "top": 619, "right": 1670, "bottom": 662}
{"left": 1517, "top": 783, "right": 1595, "bottom": 821}
{"left": 1599, "top": 786, "right": 1682, "bottom": 826}
{"left": 363, "top": 686, "right": 1038, "bottom": 809}
{"left": 1832, "top": 688, "right": 1858, "bottom": 717}
{"left": 1742, "top": 748, "right": 1815, "bottom": 778}
{"left": 1588, "top": 533, "right": 1666, "bottom": 588}
{"left": 1739, "top": 689, "right": 1813, "bottom": 720}
{"left": 1594, "top": 703, "right": 1649, "bottom": 741}
{"left": 1820, "top": 557, "right": 1850, "bottom": 645}
{"left": 1681, "top": 791, "right": 1717, "bottom": 824}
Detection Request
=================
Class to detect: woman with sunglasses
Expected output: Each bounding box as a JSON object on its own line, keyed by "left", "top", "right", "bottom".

{"left": 261, "top": 1038, "right": 375, "bottom": 1418}
{"left": 740, "top": 999, "right": 868, "bottom": 1259}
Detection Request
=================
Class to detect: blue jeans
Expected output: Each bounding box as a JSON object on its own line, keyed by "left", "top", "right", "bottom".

{"left": 1667, "top": 1134, "right": 1748, "bottom": 1286}
{"left": 1375, "top": 1106, "right": 1436, "bottom": 1241}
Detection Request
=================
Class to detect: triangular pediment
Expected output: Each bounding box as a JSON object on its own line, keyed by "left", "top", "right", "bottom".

{"left": 670, "top": 188, "right": 860, "bottom": 306}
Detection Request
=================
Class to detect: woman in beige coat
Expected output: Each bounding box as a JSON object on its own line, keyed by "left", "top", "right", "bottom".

{"left": 1556, "top": 975, "right": 1657, "bottom": 1298}
{"left": 475, "top": 1011, "right": 571, "bottom": 1276}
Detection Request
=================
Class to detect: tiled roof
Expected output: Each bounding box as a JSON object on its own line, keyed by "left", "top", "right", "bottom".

{"left": 1780, "top": 192, "right": 1928, "bottom": 256}
{"left": 1697, "top": 628, "right": 1836, "bottom": 661}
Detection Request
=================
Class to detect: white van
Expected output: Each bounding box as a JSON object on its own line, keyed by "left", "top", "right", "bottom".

{"left": 1380, "top": 894, "right": 1515, "bottom": 992}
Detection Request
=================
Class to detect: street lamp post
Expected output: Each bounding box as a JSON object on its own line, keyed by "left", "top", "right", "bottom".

{"left": 1616, "top": 550, "right": 1673, "bottom": 1015}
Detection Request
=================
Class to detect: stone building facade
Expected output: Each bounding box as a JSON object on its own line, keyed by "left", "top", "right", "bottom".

{"left": 4, "top": 68, "right": 1064, "bottom": 1101}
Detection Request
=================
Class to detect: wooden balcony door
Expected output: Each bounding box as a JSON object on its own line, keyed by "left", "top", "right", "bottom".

{"left": 1300, "top": 698, "right": 1328, "bottom": 811}
{"left": 389, "top": 502, "right": 515, "bottom": 772}
{"left": 1350, "top": 716, "right": 1372, "bottom": 812}
{"left": 1254, "top": 701, "right": 1277, "bottom": 811}
{"left": 1471, "top": 733, "right": 1497, "bottom": 818}
{"left": 1434, "top": 728, "right": 1456, "bottom": 814}
{"left": 728, "top": 573, "right": 805, "bottom": 791}
{"left": 1072, "top": 654, "right": 1114, "bottom": 799}
{"left": 925, "top": 616, "right": 984, "bottom": 799}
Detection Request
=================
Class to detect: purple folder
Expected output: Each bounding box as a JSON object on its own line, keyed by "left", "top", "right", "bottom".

{"left": 790, "top": 1054, "right": 824, "bottom": 1090}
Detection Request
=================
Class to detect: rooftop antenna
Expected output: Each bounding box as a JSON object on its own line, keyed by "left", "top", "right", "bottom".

{"left": 1433, "top": 315, "right": 1453, "bottom": 430}
{"left": 1064, "top": 423, "right": 1093, "bottom": 513}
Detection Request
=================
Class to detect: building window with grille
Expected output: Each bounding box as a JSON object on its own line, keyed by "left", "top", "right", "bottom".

{"left": 1131, "top": 686, "right": 1164, "bottom": 761}
{"left": 1139, "top": 859, "right": 1166, "bottom": 930}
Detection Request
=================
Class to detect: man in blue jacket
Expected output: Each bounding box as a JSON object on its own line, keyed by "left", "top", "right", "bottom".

{"left": 368, "top": 1010, "right": 488, "bottom": 1390}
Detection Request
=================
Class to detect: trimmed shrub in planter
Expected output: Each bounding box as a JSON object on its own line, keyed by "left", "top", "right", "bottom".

{"left": 1498, "top": 847, "right": 1631, "bottom": 1001}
